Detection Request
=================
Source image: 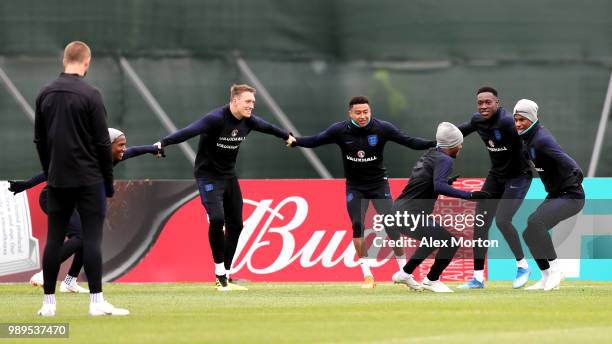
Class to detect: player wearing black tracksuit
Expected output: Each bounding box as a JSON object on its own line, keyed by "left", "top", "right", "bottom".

{"left": 458, "top": 97, "right": 533, "bottom": 287}
{"left": 519, "top": 122, "right": 584, "bottom": 271}
{"left": 389, "top": 122, "right": 490, "bottom": 292}
{"left": 158, "top": 102, "right": 290, "bottom": 287}
{"left": 392, "top": 147, "right": 474, "bottom": 281}
{"left": 293, "top": 118, "right": 435, "bottom": 239}
{"left": 34, "top": 72, "right": 114, "bottom": 299}
{"left": 292, "top": 96, "right": 435, "bottom": 286}
{"left": 9, "top": 144, "right": 160, "bottom": 284}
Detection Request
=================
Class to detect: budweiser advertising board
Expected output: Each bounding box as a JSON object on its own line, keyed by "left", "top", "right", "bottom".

{"left": 1, "top": 179, "right": 485, "bottom": 283}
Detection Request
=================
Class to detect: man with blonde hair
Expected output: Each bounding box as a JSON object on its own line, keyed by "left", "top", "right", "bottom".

{"left": 155, "top": 84, "right": 295, "bottom": 291}
{"left": 34, "top": 41, "right": 128, "bottom": 316}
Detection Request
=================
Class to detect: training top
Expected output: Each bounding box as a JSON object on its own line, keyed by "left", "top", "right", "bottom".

{"left": 519, "top": 122, "right": 583, "bottom": 196}
{"left": 18, "top": 145, "right": 159, "bottom": 192}
{"left": 397, "top": 148, "right": 471, "bottom": 213}
{"left": 457, "top": 107, "right": 531, "bottom": 179}
{"left": 34, "top": 73, "right": 113, "bottom": 188}
{"left": 160, "top": 105, "right": 289, "bottom": 179}
{"left": 293, "top": 118, "right": 435, "bottom": 186}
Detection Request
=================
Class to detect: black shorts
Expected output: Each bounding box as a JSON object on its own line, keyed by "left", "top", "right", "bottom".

{"left": 345, "top": 181, "right": 393, "bottom": 238}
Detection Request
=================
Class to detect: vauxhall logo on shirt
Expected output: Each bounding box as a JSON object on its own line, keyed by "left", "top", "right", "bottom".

{"left": 217, "top": 129, "right": 246, "bottom": 150}
{"left": 346, "top": 150, "right": 377, "bottom": 162}
{"left": 486, "top": 131, "right": 508, "bottom": 152}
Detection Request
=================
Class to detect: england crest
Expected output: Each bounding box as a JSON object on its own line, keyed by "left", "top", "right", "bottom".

{"left": 367, "top": 135, "right": 378, "bottom": 146}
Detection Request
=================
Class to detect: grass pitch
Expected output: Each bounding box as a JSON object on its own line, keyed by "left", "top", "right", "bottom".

{"left": 2, "top": 281, "right": 612, "bottom": 343}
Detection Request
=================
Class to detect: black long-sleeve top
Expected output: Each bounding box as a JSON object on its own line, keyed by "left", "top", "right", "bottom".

{"left": 160, "top": 105, "right": 289, "bottom": 179}
{"left": 34, "top": 73, "right": 113, "bottom": 187}
{"left": 397, "top": 148, "right": 471, "bottom": 214}
{"left": 457, "top": 107, "right": 531, "bottom": 179}
{"left": 520, "top": 122, "right": 583, "bottom": 196}
{"left": 294, "top": 118, "right": 435, "bottom": 186}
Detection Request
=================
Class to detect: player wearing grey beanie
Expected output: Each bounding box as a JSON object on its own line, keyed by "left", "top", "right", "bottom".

{"left": 513, "top": 99, "right": 538, "bottom": 123}
{"left": 389, "top": 122, "right": 490, "bottom": 292}
{"left": 513, "top": 99, "right": 539, "bottom": 135}
{"left": 436, "top": 122, "right": 463, "bottom": 148}
{"left": 9, "top": 130, "right": 163, "bottom": 303}
{"left": 108, "top": 128, "right": 125, "bottom": 143}
{"left": 513, "top": 100, "right": 584, "bottom": 291}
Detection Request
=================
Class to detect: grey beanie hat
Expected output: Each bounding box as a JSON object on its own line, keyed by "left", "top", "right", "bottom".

{"left": 108, "top": 128, "right": 125, "bottom": 143}
{"left": 513, "top": 99, "right": 538, "bottom": 123}
{"left": 436, "top": 122, "right": 463, "bottom": 148}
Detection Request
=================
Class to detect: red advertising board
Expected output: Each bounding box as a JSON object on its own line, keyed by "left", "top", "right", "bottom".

{"left": 4, "top": 179, "right": 484, "bottom": 283}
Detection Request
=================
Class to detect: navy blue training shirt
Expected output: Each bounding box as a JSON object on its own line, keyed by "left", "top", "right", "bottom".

{"left": 294, "top": 118, "right": 435, "bottom": 186}
{"left": 458, "top": 108, "right": 531, "bottom": 178}
{"left": 397, "top": 148, "right": 471, "bottom": 214}
{"left": 160, "top": 105, "right": 289, "bottom": 179}
{"left": 20, "top": 145, "right": 159, "bottom": 191}
{"left": 519, "top": 122, "right": 583, "bottom": 196}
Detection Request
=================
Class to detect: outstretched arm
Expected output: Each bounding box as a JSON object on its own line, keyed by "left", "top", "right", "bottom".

{"left": 249, "top": 115, "right": 290, "bottom": 140}
{"left": 457, "top": 119, "right": 476, "bottom": 137}
{"left": 8, "top": 172, "right": 47, "bottom": 195}
{"left": 159, "top": 114, "right": 222, "bottom": 147}
{"left": 121, "top": 145, "right": 164, "bottom": 162}
{"left": 292, "top": 123, "right": 340, "bottom": 148}
{"left": 383, "top": 121, "right": 436, "bottom": 150}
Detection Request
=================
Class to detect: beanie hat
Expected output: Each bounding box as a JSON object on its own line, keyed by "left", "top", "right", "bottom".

{"left": 513, "top": 99, "right": 538, "bottom": 123}
{"left": 108, "top": 128, "right": 125, "bottom": 143}
{"left": 436, "top": 122, "right": 463, "bottom": 148}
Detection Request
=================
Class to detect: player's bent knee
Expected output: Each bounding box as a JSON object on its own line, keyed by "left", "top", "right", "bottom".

{"left": 208, "top": 217, "right": 225, "bottom": 230}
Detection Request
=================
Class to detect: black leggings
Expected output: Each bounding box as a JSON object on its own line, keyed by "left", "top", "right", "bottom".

{"left": 473, "top": 173, "right": 531, "bottom": 270}
{"left": 44, "top": 184, "right": 106, "bottom": 294}
{"left": 40, "top": 188, "right": 85, "bottom": 279}
{"left": 523, "top": 189, "right": 585, "bottom": 271}
{"left": 197, "top": 176, "right": 244, "bottom": 272}
{"left": 393, "top": 200, "right": 459, "bottom": 281}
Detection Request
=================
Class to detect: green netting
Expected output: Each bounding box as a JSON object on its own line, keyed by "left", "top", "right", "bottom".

{"left": 0, "top": 0, "right": 335, "bottom": 60}
{"left": 0, "top": 0, "right": 611, "bottom": 179}
{"left": 0, "top": 57, "right": 610, "bottom": 179}
{"left": 336, "top": 0, "right": 612, "bottom": 62}
{"left": 1, "top": 1, "right": 610, "bottom": 62}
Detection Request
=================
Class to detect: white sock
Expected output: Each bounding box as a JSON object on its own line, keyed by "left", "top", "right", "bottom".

{"left": 64, "top": 275, "right": 76, "bottom": 285}
{"left": 214, "top": 263, "right": 226, "bottom": 276}
{"left": 396, "top": 255, "right": 407, "bottom": 270}
{"left": 473, "top": 270, "right": 485, "bottom": 282}
{"left": 359, "top": 258, "right": 372, "bottom": 277}
{"left": 548, "top": 259, "right": 559, "bottom": 270}
{"left": 90, "top": 292, "right": 104, "bottom": 304}
{"left": 43, "top": 294, "right": 56, "bottom": 305}
{"left": 541, "top": 268, "right": 550, "bottom": 280}
{"left": 516, "top": 258, "right": 528, "bottom": 269}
